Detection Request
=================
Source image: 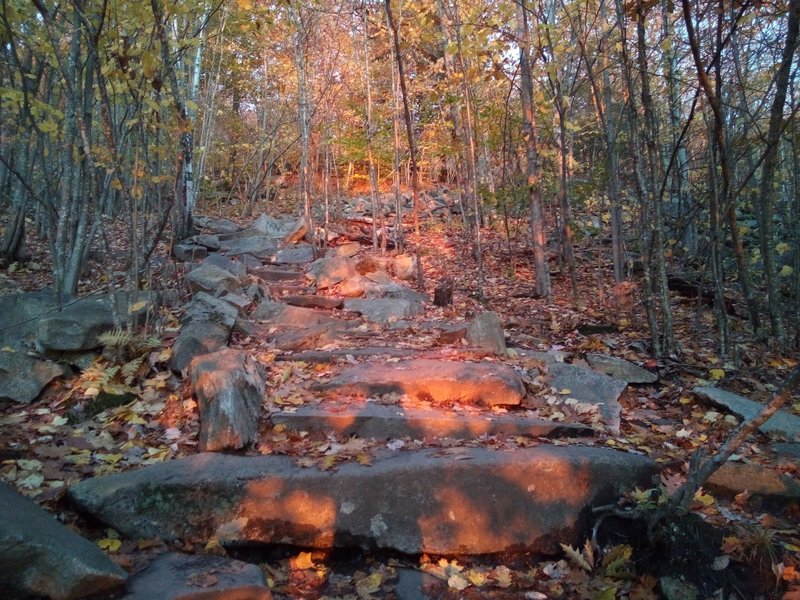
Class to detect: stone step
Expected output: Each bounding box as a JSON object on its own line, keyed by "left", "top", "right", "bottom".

{"left": 311, "top": 359, "right": 526, "bottom": 408}
{"left": 275, "top": 347, "right": 419, "bottom": 362}
{"left": 250, "top": 266, "right": 304, "bottom": 283}
{"left": 282, "top": 295, "right": 344, "bottom": 310}
{"left": 270, "top": 402, "right": 594, "bottom": 440}
{"left": 68, "top": 447, "right": 656, "bottom": 555}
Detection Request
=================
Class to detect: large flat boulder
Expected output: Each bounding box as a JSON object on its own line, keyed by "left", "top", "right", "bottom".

{"left": 36, "top": 293, "right": 155, "bottom": 352}
{"left": 252, "top": 300, "right": 336, "bottom": 327}
{"left": 1, "top": 482, "right": 127, "bottom": 600}
{"left": 694, "top": 386, "right": 800, "bottom": 439}
{"left": 276, "top": 244, "right": 314, "bottom": 264}
{"left": 190, "top": 350, "right": 266, "bottom": 452}
{"left": 0, "top": 349, "right": 64, "bottom": 403}
{"left": 68, "top": 447, "right": 656, "bottom": 555}
{"left": 309, "top": 256, "right": 357, "bottom": 289}
{"left": 312, "top": 359, "right": 525, "bottom": 407}
{"left": 271, "top": 402, "right": 593, "bottom": 440}
{"left": 186, "top": 263, "right": 246, "bottom": 295}
{"left": 219, "top": 229, "right": 278, "bottom": 260}
{"left": 343, "top": 298, "right": 424, "bottom": 325}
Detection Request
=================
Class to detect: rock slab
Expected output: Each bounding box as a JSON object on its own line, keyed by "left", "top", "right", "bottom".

{"left": 694, "top": 386, "right": 800, "bottom": 439}
{"left": 586, "top": 353, "right": 657, "bottom": 384}
{"left": 68, "top": 447, "right": 656, "bottom": 555}
{"left": 313, "top": 359, "right": 526, "bottom": 407}
{"left": 0, "top": 482, "right": 127, "bottom": 600}
{"left": 191, "top": 350, "right": 266, "bottom": 452}
{"left": 271, "top": 402, "right": 593, "bottom": 440}
{"left": 343, "top": 298, "right": 424, "bottom": 325}
{"left": 465, "top": 311, "right": 507, "bottom": 355}
{"left": 0, "top": 350, "right": 64, "bottom": 404}
{"left": 123, "top": 552, "right": 271, "bottom": 600}
{"left": 546, "top": 364, "right": 627, "bottom": 434}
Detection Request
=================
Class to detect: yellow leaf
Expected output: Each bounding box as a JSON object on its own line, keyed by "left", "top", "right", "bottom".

{"left": 97, "top": 538, "right": 122, "bottom": 552}
{"left": 1, "top": 346, "right": 14, "bottom": 352}
{"left": 709, "top": 369, "right": 725, "bottom": 380}
{"left": 468, "top": 570, "right": 488, "bottom": 586}
{"left": 355, "top": 572, "right": 383, "bottom": 595}
{"left": 237, "top": 0, "right": 252, "bottom": 8}
{"left": 320, "top": 455, "right": 337, "bottom": 471}
{"left": 693, "top": 488, "right": 715, "bottom": 507}
{"left": 780, "top": 265, "right": 794, "bottom": 277}
{"left": 559, "top": 388, "right": 571, "bottom": 395}
{"left": 128, "top": 300, "right": 148, "bottom": 314}
{"left": 293, "top": 552, "right": 315, "bottom": 570}
{"left": 776, "top": 242, "right": 790, "bottom": 256}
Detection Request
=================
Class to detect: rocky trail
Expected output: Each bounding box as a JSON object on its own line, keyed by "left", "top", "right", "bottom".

{"left": 1, "top": 210, "right": 799, "bottom": 599}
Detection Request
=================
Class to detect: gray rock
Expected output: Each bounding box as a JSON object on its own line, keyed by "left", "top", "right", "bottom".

{"left": 343, "top": 298, "right": 424, "bottom": 325}
{"left": 518, "top": 349, "right": 570, "bottom": 364}
{"left": 198, "top": 253, "right": 247, "bottom": 277}
{"left": 36, "top": 293, "right": 155, "bottom": 352}
{"left": 0, "top": 290, "right": 59, "bottom": 350}
{"left": 239, "top": 254, "right": 263, "bottom": 270}
{"left": 586, "top": 353, "right": 657, "bottom": 384}
{"left": 193, "top": 233, "right": 221, "bottom": 250}
{"left": 185, "top": 292, "right": 239, "bottom": 330}
{"left": 271, "top": 402, "right": 593, "bottom": 440}
{"left": 694, "top": 386, "right": 800, "bottom": 439}
{"left": 465, "top": 312, "right": 507, "bottom": 355}
{"left": 0, "top": 482, "right": 127, "bottom": 600}
{"left": 252, "top": 300, "right": 334, "bottom": 327}
{"left": 327, "top": 242, "right": 361, "bottom": 258}
{"left": 172, "top": 243, "right": 207, "bottom": 262}
{"left": 283, "top": 219, "right": 308, "bottom": 244}
{"left": 773, "top": 443, "right": 800, "bottom": 458}
{"left": 336, "top": 275, "right": 371, "bottom": 297}
{"left": 272, "top": 323, "right": 345, "bottom": 351}
{"left": 546, "top": 364, "right": 628, "bottom": 434}
{"left": 0, "top": 350, "right": 64, "bottom": 403}
{"left": 309, "top": 256, "right": 357, "bottom": 289}
{"left": 276, "top": 244, "right": 314, "bottom": 264}
{"left": 393, "top": 254, "right": 418, "bottom": 279}
{"left": 435, "top": 322, "right": 469, "bottom": 345}
{"left": 170, "top": 322, "right": 230, "bottom": 373}
{"left": 68, "top": 447, "right": 656, "bottom": 555}
{"left": 364, "top": 282, "right": 428, "bottom": 303}
{"left": 195, "top": 216, "right": 239, "bottom": 234}
{"left": 250, "top": 266, "right": 303, "bottom": 283}
{"left": 253, "top": 213, "right": 294, "bottom": 238}
{"left": 313, "top": 358, "right": 525, "bottom": 407}
{"left": 283, "top": 295, "right": 344, "bottom": 310}
{"left": 190, "top": 350, "right": 266, "bottom": 452}
{"left": 219, "top": 231, "right": 277, "bottom": 260}
{"left": 186, "top": 263, "right": 246, "bottom": 296}
{"left": 123, "top": 552, "right": 271, "bottom": 600}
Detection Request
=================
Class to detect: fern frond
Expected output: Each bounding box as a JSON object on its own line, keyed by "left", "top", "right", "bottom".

{"left": 98, "top": 329, "right": 133, "bottom": 348}
{"left": 122, "top": 357, "right": 144, "bottom": 385}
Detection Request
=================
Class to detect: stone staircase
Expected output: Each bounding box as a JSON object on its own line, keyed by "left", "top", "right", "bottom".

{"left": 63, "top": 214, "right": 659, "bottom": 597}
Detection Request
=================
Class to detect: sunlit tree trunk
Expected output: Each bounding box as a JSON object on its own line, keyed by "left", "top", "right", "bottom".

{"left": 385, "top": 0, "right": 421, "bottom": 236}
{"left": 518, "top": 0, "right": 551, "bottom": 300}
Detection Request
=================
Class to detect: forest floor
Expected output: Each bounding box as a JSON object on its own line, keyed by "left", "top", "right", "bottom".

{"left": 0, "top": 201, "right": 799, "bottom": 599}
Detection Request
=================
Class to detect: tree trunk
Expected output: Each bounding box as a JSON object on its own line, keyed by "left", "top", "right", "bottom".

{"left": 385, "top": 0, "right": 421, "bottom": 236}
{"left": 755, "top": 0, "right": 799, "bottom": 344}
{"left": 518, "top": 0, "right": 551, "bottom": 301}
